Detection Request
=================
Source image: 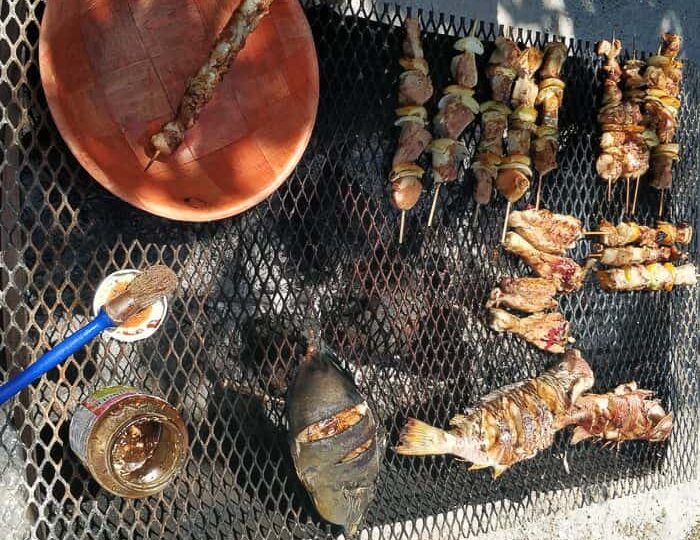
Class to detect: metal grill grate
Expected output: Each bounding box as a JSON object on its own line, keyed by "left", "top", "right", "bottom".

{"left": 1, "top": 1, "right": 699, "bottom": 539}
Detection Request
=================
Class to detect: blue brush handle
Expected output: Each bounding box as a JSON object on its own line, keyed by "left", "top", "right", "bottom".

{"left": 0, "top": 308, "right": 115, "bottom": 406}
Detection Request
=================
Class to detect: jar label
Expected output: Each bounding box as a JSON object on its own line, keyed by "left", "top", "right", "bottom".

{"left": 69, "top": 386, "right": 140, "bottom": 464}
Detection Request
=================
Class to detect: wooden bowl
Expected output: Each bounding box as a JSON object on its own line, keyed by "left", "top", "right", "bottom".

{"left": 39, "top": 0, "right": 319, "bottom": 221}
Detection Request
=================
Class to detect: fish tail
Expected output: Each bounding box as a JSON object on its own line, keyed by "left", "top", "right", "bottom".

{"left": 394, "top": 418, "right": 456, "bottom": 456}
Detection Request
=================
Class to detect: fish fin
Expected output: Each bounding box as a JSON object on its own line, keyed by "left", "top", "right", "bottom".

{"left": 468, "top": 463, "right": 490, "bottom": 471}
{"left": 394, "top": 418, "right": 454, "bottom": 456}
{"left": 342, "top": 485, "right": 371, "bottom": 537}
{"left": 570, "top": 426, "right": 594, "bottom": 445}
{"left": 490, "top": 465, "right": 509, "bottom": 479}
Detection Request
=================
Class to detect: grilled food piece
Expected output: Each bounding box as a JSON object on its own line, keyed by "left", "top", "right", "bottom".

{"left": 598, "top": 220, "right": 664, "bottom": 247}
{"left": 596, "top": 262, "right": 697, "bottom": 292}
{"left": 488, "top": 37, "right": 520, "bottom": 103}
{"left": 657, "top": 220, "right": 693, "bottom": 245}
{"left": 429, "top": 138, "right": 467, "bottom": 184}
{"left": 402, "top": 18, "right": 424, "bottom": 58}
{"left": 399, "top": 69, "right": 434, "bottom": 106}
{"left": 434, "top": 94, "right": 477, "bottom": 139}
{"left": 540, "top": 42, "right": 568, "bottom": 79}
{"left": 149, "top": 0, "right": 275, "bottom": 157}
{"left": 392, "top": 118, "right": 432, "bottom": 167}
{"left": 591, "top": 243, "right": 685, "bottom": 266}
{"left": 394, "top": 350, "right": 594, "bottom": 478}
{"left": 503, "top": 232, "right": 586, "bottom": 292}
{"left": 488, "top": 308, "right": 571, "bottom": 353}
{"left": 486, "top": 276, "right": 558, "bottom": 313}
{"left": 508, "top": 208, "right": 583, "bottom": 255}
{"left": 288, "top": 346, "right": 383, "bottom": 535}
{"left": 563, "top": 382, "right": 673, "bottom": 444}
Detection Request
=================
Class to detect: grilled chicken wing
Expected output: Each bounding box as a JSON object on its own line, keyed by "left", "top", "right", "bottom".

{"left": 507, "top": 208, "right": 583, "bottom": 255}
{"left": 486, "top": 276, "right": 558, "bottom": 313}
{"left": 489, "top": 308, "right": 571, "bottom": 353}
{"left": 503, "top": 232, "right": 585, "bottom": 292}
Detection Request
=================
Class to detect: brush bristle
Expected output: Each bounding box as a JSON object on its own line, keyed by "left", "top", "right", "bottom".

{"left": 104, "top": 265, "right": 177, "bottom": 323}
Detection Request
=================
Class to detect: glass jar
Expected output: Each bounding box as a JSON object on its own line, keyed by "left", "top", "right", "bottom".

{"left": 69, "top": 386, "right": 188, "bottom": 498}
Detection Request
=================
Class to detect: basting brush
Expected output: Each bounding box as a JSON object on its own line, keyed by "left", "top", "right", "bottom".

{"left": 0, "top": 265, "right": 177, "bottom": 406}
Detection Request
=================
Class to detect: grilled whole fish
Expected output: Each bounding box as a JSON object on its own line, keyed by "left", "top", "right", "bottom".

{"left": 394, "top": 350, "right": 594, "bottom": 478}
{"left": 288, "top": 345, "right": 383, "bottom": 535}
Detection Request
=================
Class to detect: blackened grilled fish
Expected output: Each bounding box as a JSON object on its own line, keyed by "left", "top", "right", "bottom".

{"left": 288, "top": 345, "right": 383, "bottom": 535}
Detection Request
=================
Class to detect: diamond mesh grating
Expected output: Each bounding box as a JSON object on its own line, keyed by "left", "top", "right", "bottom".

{"left": 0, "top": 1, "right": 699, "bottom": 539}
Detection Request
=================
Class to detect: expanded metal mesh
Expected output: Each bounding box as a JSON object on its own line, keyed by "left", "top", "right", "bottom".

{"left": 0, "top": 1, "right": 699, "bottom": 539}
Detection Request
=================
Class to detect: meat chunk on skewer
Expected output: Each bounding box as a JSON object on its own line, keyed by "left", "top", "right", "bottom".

{"left": 399, "top": 70, "right": 434, "bottom": 106}
{"left": 486, "top": 276, "right": 558, "bottom": 313}
{"left": 392, "top": 120, "right": 432, "bottom": 167}
{"left": 539, "top": 42, "right": 568, "bottom": 79}
{"left": 507, "top": 208, "right": 583, "bottom": 255}
{"left": 451, "top": 52, "right": 478, "bottom": 88}
{"left": 489, "top": 308, "right": 571, "bottom": 353}
{"left": 503, "top": 232, "right": 586, "bottom": 292}
{"left": 656, "top": 220, "right": 693, "bottom": 245}
{"left": 597, "top": 101, "right": 643, "bottom": 126}
{"left": 434, "top": 96, "right": 476, "bottom": 139}
{"left": 402, "top": 18, "right": 424, "bottom": 59}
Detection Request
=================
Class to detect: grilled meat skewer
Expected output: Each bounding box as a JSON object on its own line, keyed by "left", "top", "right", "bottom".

{"left": 596, "top": 262, "right": 697, "bottom": 292}
{"left": 486, "top": 276, "right": 559, "bottom": 313}
{"left": 507, "top": 208, "right": 583, "bottom": 255}
{"left": 597, "top": 219, "right": 693, "bottom": 247}
{"left": 489, "top": 308, "right": 572, "bottom": 353}
{"left": 591, "top": 243, "right": 685, "bottom": 266}
{"left": 503, "top": 232, "right": 586, "bottom": 292}
{"left": 563, "top": 382, "right": 672, "bottom": 444}
{"left": 395, "top": 350, "right": 595, "bottom": 478}
{"left": 149, "top": 0, "right": 275, "bottom": 159}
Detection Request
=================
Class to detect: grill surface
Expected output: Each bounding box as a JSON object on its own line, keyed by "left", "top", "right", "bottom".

{"left": 1, "top": 1, "right": 699, "bottom": 539}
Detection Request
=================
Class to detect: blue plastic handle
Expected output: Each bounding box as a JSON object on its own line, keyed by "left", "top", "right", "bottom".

{"left": 0, "top": 308, "right": 115, "bottom": 406}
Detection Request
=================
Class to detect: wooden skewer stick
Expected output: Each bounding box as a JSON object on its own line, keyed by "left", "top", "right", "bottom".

{"left": 428, "top": 183, "right": 442, "bottom": 227}
{"left": 658, "top": 190, "right": 665, "bottom": 217}
{"left": 625, "top": 177, "right": 630, "bottom": 215}
{"left": 399, "top": 211, "right": 407, "bottom": 244}
{"left": 607, "top": 178, "right": 612, "bottom": 201}
{"left": 144, "top": 151, "right": 161, "bottom": 172}
{"left": 583, "top": 231, "right": 610, "bottom": 236}
{"left": 632, "top": 175, "right": 641, "bottom": 215}
{"left": 501, "top": 201, "right": 511, "bottom": 244}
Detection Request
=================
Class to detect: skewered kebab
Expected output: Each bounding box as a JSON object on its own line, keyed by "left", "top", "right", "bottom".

{"left": 390, "top": 18, "right": 435, "bottom": 243}
{"left": 495, "top": 47, "right": 544, "bottom": 207}
{"left": 427, "top": 24, "right": 482, "bottom": 227}
{"left": 620, "top": 49, "right": 652, "bottom": 213}
{"left": 597, "top": 219, "right": 693, "bottom": 247}
{"left": 394, "top": 350, "right": 595, "bottom": 478}
{"left": 596, "top": 262, "right": 697, "bottom": 292}
{"left": 507, "top": 208, "right": 583, "bottom": 255}
{"left": 503, "top": 232, "right": 586, "bottom": 293}
{"left": 645, "top": 33, "right": 683, "bottom": 214}
{"left": 146, "top": 0, "right": 275, "bottom": 168}
{"left": 563, "top": 382, "right": 672, "bottom": 444}
{"left": 488, "top": 308, "right": 572, "bottom": 353}
{"left": 533, "top": 41, "right": 568, "bottom": 208}
{"left": 471, "top": 36, "right": 520, "bottom": 210}
{"left": 590, "top": 243, "right": 686, "bottom": 266}
{"left": 486, "top": 276, "right": 558, "bottom": 313}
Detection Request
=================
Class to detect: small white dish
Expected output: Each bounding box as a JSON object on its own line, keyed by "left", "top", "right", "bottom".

{"left": 92, "top": 269, "right": 168, "bottom": 343}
